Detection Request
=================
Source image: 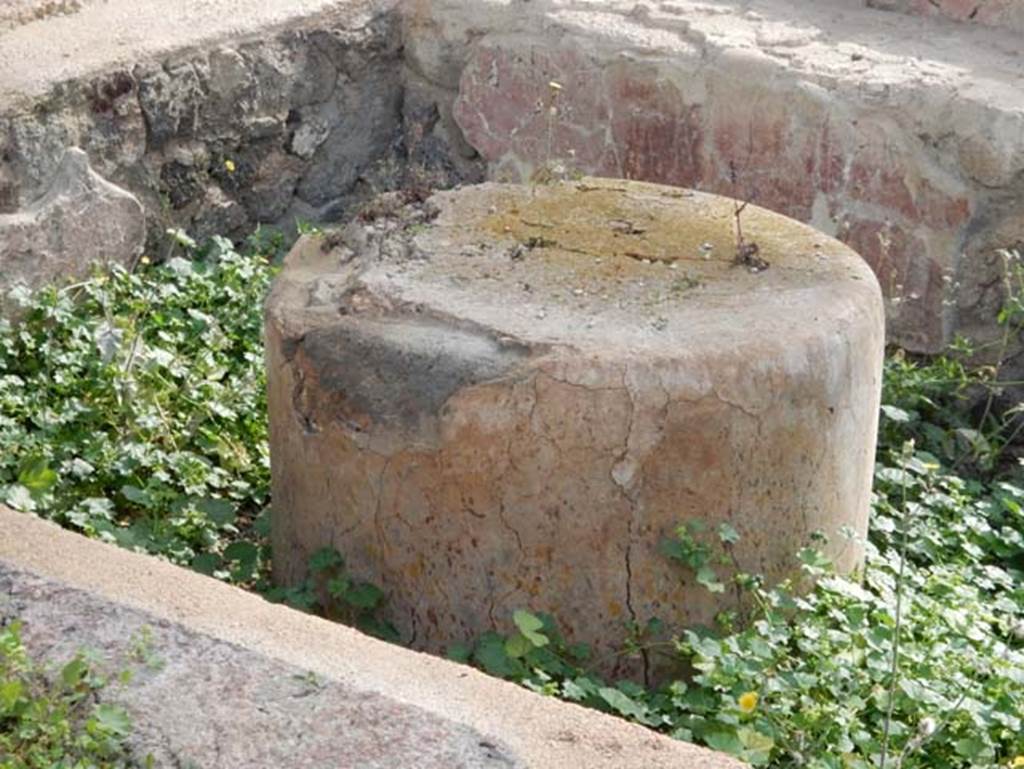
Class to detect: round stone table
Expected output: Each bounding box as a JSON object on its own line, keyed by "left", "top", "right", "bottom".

{"left": 265, "top": 178, "right": 884, "bottom": 681}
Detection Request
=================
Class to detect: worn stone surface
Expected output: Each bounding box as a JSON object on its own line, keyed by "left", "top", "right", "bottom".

{"left": 266, "top": 178, "right": 885, "bottom": 682}
{"left": 867, "top": 0, "right": 1024, "bottom": 33}
{"left": 0, "top": 507, "right": 744, "bottom": 769}
{"left": 1, "top": 564, "right": 521, "bottom": 769}
{"left": 0, "top": 146, "right": 144, "bottom": 298}
{"left": 0, "top": 0, "right": 89, "bottom": 31}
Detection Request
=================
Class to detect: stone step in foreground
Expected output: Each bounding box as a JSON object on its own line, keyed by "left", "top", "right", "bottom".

{"left": 0, "top": 507, "right": 741, "bottom": 769}
{"left": 266, "top": 178, "right": 885, "bottom": 682}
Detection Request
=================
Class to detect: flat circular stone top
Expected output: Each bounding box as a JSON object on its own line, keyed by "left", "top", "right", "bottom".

{"left": 275, "top": 177, "right": 880, "bottom": 357}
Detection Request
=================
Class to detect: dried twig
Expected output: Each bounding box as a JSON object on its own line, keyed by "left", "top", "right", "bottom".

{"left": 729, "top": 162, "right": 768, "bottom": 273}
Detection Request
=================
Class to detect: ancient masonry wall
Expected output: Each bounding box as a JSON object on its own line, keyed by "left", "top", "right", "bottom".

{"left": 0, "top": 4, "right": 483, "bottom": 250}
{"left": 1, "top": 0, "right": 1023, "bottom": 355}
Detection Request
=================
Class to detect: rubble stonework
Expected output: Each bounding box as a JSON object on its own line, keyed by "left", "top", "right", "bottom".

{"left": 0, "top": 0, "right": 479, "bottom": 252}
{"left": 265, "top": 179, "right": 885, "bottom": 681}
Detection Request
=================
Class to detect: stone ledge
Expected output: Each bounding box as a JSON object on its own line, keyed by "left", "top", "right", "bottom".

{"left": 0, "top": 506, "right": 743, "bottom": 769}
{"left": 0, "top": 0, "right": 394, "bottom": 105}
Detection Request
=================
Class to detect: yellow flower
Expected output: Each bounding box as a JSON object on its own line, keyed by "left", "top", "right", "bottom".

{"left": 1009, "top": 757, "right": 1024, "bottom": 768}
{"left": 738, "top": 691, "right": 759, "bottom": 713}
{"left": 224, "top": 159, "right": 236, "bottom": 173}
{"left": 139, "top": 255, "right": 150, "bottom": 265}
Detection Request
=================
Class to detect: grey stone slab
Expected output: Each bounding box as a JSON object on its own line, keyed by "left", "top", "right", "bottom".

{"left": 0, "top": 563, "right": 521, "bottom": 769}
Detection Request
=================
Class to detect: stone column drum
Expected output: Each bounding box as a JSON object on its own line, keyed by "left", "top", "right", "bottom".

{"left": 266, "top": 178, "right": 884, "bottom": 680}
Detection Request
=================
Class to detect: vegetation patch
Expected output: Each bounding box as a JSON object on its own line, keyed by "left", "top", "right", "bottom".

{"left": 0, "top": 233, "right": 276, "bottom": 585}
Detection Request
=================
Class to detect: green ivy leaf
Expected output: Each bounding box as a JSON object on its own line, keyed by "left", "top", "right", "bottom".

{"left": 0, "top": 680, "right": 23, "bottom": 712}
{"left": 223, "top": 541, "right": 258, "bottom": 567}
{"left": 121, "top": 485, "right": 153, "bottom": 508}
{"left": 473, "top": 633, "right": 521, "bottom": 678}
{"left": 567, "top": 642, "right": 591, "bottom": 662}
{"left": 718, "top": 522, "right": 740, "bottom": 544}
{"left": 704, "top": 727, "right": 744, "bottom": 757}
{"left": 5, "top": 484, "right": 36, "bottom": 512}
{"left": 17, "top": 457, "right": 57, "bottom": 494}
{"left": 737, "top": 727, "right": 775, "bottom": 765}
{"left": 512, "top": 610, "right": 549, "bottom": 648}
{"left": 696, "top": 565, "right": 725, "bottom": 593}
{"left": 344, "top": 582, "right": 384, "bottom": 610}
{"left": 190, "top": 553, "right": 221, "bottom": 576}
{"left": 953, "top": 736, "right": 991, "bottom": 762}
{"left": 358, "top": 617, "right": 401, "bottom": 643}
{"left": 880, "top": 404, "right": 912, "bottom": 423}
{"left": 560, "top": 678, "right": 588, "bottom": 701}
{"left": 659, "top": 537, "right": 687, "bottom": 562}
{"left": 61, "top": 657, "right": 88, "bottom": 688}
{"left": 504, "top": 633, "right": 534, "bottom": 659}
{"left": 326, "top": 577, "right": 351, "bottom": 599}
{"left": 598, "top": 687, "right": 647, "bottom": 721}
{"left": 93, "top": 703, "right": 132, "bottom": 736}
{"left": 196, "top": 497, "right": 235, "bottom": 527}
{"left": 308, "top": 548, "right": 343, "bottom": 574}
{"left": 446, "top": 643, "right": 472, "bottom": 663}
{"left": 254, "top": 507, "right": 273, "bottom": 537}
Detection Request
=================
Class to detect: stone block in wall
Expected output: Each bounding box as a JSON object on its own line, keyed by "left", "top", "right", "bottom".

{"left": 2, "top": 0, "right": 1022, "bottom": 359}
{"left": 0, "top": 147, "right": 144, "bottom": 301}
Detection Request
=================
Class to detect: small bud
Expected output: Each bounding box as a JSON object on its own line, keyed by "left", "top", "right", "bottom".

{"left": 918, "top": 717, "right": 937, "bottom": 737}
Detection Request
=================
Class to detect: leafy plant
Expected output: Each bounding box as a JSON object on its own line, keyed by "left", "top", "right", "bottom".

{"left": 0, "top": 236, "right": 275, "bottom": 584}
{"left": 0, "top": 621, "right": 144, "bottom": 768}
{"left": 264, "top": 547, "right": 399, "bottom": 643}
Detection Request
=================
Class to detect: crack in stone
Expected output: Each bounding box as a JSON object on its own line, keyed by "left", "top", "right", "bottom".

{"left": 537, "top": 371, "right": 625, "bottom": 393}
{"left": 409, "top": 609, "right": 419, "bottom": 645}
{"left": 371, "top": 456, "right": 394, "bottom": 559}
{"left": 496, "top": 500, "right": 524, "bottom": 555}
{"left": 611, "top": 365, "right": 649, "bottom": 684}
{"left": 290, "top": 366, "right": 320, "bottom": 434}
{"left": 710, "top": 388, "right": 764, "bottom": 420}
{"left": 512, "top": 226, "right": 719, "bottom": 266}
